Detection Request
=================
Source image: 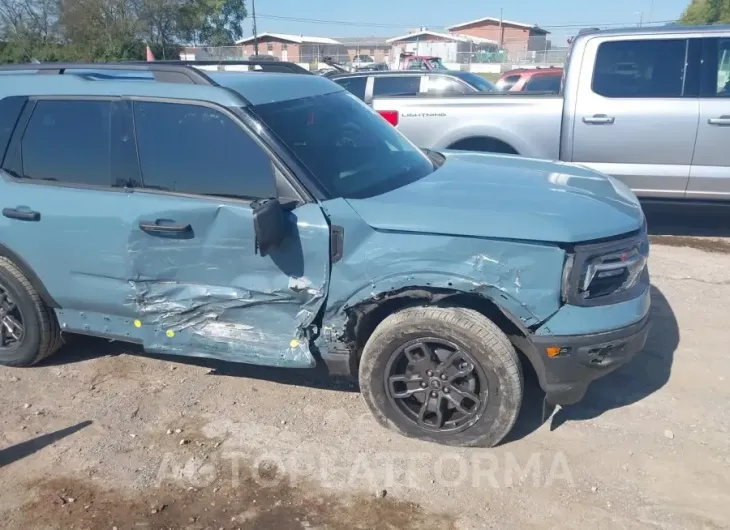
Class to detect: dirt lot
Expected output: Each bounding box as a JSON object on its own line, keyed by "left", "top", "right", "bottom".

{"left": 1, "top": 209, "right": 730, "bottom": 530}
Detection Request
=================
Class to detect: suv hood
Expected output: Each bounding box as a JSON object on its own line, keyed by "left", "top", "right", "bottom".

{"left": 344, "top": 151, "right": 644, "bottom": 243}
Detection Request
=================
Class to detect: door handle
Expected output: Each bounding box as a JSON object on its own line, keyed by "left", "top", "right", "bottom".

{"left": 583, "top": 115, "right": 615, "bottom": 125}
{"left": 2, "top": 208, "right": 40, "bottom": 221}
{"left": 139, "top": 220, "right": 192, "bottom": 235}
{"left": 708, "top": 116, "right": 730, "bottom": 126}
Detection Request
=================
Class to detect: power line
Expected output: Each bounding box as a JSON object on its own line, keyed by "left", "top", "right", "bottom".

{"left": 255, "top": 13, "right": 674, "bottom": 31}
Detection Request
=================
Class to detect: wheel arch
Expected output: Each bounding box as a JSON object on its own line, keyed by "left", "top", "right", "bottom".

{"left": 447, "top": 136, "right": 520, "bottom": 155}
{"left": 0, "top": 242, "right": 59, "bottom": 308}
{"left": 340, "top": 286, "right": 534, "bottom": 369}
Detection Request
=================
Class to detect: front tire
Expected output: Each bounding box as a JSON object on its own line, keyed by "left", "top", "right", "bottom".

{"left": 0, "top": 257, "right": 62, "bottom": 367}
{"left": 359, "top": 306, "right": 523, "bottom": 447}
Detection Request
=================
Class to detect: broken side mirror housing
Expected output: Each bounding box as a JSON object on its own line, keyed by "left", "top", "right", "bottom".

{"left": 252, "top": 198, "right": 287, "bottom": 256}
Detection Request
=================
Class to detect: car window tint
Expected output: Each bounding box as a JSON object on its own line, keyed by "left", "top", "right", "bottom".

{"left": 497, "top": 74, "right": 521, "bottom": 91}
{"left": 373, "top": 76, "right": 421, "bottom": 97}
{"left": 702, "top": 37, "right": 730, "bottom": 97}
{"left": 425, "top": 76, "right": 469, "bottom": 94}
{"left": 335, "top": 76, "right": 368, "bottom": 100}
{"left": 133, "top": 101, "right": 276, "bottom": 200}
{"left": 523, "top": 74, "right": 562, "bottom": 92}
{"left": 592, "top": 39, "right": 688, "bottom": 98}
{"left": 0, "top": 96, "right": 27, "bottom": 166}
{"left": 22, "top": 99, "right": 112, "bottom": 186}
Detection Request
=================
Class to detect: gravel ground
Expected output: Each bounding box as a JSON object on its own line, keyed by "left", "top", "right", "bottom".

{"left": 1, "top": 215, "right": 729, "bottom": 529}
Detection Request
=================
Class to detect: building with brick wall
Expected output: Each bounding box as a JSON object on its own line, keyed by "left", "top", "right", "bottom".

{"left": 386, "top": 30, "right": 499, "bottom": 66}
{"left": 235, "top": 32, "right": 347, "bottom": 64}
{"left": 446, "top": 16, "right": 549, "bottom": 59}
{"left": 336, "top": 37, "right": 391, "bottom": 63}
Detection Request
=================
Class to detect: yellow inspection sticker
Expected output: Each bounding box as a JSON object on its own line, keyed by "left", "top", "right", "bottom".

{"left": 289, "top": 339, "right": 300, "bottom": 348}
{"left": 133, "top": 320, "right": 142, "bottom": 328}
{"left": 166, "top": 330, "right": 175, "bottom": 338}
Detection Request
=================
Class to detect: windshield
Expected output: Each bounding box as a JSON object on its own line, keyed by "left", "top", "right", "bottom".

{"left": 251, "top": 91, "right": 434, "bottom": 199}
{"left": 458, "top": 72, "right": 496, "bottom": 91}
{"left": 427, "top": 57, "right": 447, "bottom": 70}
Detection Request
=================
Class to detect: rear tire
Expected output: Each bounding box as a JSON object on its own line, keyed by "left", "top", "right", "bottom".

{"left": 0, "top": 256, "right": 63, "bottom": 367}
{"left": 359, "top": 306, "right": 523, "bottom": 447}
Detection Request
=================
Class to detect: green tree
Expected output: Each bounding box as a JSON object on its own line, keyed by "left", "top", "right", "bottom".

{"left": 679, "top": 0, "right": 730, "bottom": 25}
{"left": 0, "top": 0, "right": 244, "bottom": 63}
{"left": 179, "top": 0, "right": 246, "bottom": 46}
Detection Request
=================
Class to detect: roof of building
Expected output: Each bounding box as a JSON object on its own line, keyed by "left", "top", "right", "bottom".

{"left": 446, "top": 16, "right": 549, "bottom": 34}
{"left": 386, "top": 30, "right": 498, "bottom": 45}
{"left": 236, "top": 32, "right": 340, "bottom": 45}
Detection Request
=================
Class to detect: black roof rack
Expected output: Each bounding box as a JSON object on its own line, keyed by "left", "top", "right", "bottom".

{"left": 128, "top": 60, "right": 313, "bottom": 75}
{"left": 0, "top": 62, "right": 218, "bottom": 85}
{"left": 155, "top": 56, "right": 314, "bottom": 75}
{"left": 0, "top": 59, "right": 312, "bottom": 85}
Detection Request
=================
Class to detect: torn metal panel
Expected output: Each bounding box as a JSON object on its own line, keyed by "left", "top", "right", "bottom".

{"left": 35, "top": 196, "right": 330, "bottom": 367}
{"left": 123, "top": 200, "right": 330, "bottom": 367}
{"left": 317, "top": 198, "right": 566, "bottom": 345}
{"left": 55, "top": 309, "right": 316, "bottom": 368}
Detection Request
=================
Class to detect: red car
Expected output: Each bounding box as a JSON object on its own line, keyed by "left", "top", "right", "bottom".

{"left": 495, "top": 67, "right": 563, "bottom": 93}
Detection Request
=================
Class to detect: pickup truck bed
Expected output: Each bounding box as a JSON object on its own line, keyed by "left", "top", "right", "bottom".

{"left": 373, "top": 93, "right": 563, "bottom": 160}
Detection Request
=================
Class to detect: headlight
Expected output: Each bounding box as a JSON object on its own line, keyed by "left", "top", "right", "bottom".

{"left": 562, "top": 231, "right": 649, "bottom": 306}
{"left": 579, "top": 246, "right": 646, "bottom": 299}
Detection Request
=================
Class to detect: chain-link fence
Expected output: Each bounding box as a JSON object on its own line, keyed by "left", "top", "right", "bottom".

{"left": 181, "top": 42, "right": 569, "bottom": 72}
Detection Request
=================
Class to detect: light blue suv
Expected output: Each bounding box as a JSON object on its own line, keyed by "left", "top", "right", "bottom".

{"left": 0, "top": 62, "right": 650, "bottom": 447}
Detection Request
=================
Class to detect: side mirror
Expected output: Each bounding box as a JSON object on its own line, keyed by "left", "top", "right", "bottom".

{"left": 252, "top": 198, "right": 287, "bottom": 256}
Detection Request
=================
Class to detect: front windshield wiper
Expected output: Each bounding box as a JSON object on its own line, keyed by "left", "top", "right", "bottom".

{"left": 420, "top": 147, "right": 445, "bottom": 169}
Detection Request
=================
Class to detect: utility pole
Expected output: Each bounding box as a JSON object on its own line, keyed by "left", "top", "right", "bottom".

{"left": 252, "top": 0, "right": 259, "bottom": 55}
{"left": 498, "top": 8, "right": 503, "bottom": 49}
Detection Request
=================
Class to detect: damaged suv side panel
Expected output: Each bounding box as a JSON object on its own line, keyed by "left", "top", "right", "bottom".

{"left": 317, "top": 199, "right": 566, "bottom": 351}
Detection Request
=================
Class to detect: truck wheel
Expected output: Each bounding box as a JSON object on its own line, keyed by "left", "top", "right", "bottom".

{"left": 0, "top": 256, "right": 63, "bottom": 367}
{"left": 359, "top": 306, "right": 523, "bottom": 447}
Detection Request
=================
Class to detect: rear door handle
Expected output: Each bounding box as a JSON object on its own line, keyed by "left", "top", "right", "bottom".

{"left": 139, "top": 220, "right": 192, "bottom": 235}
{"left": 708, "top": 116, "right": 730, "bottom": 126}
{"left": 583, "top": 115, "right": 615, "bottom": 125}
{"left": 2, "top": 208, "right": 40, "bottom": 221}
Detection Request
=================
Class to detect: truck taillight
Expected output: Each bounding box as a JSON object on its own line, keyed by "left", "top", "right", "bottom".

{"left": 378, "top": 110, "right": 399, "bottom": 126}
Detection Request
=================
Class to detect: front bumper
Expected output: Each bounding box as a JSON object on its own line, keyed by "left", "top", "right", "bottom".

{"left": 517, "top": 313, "right": 651, "bottom": 405}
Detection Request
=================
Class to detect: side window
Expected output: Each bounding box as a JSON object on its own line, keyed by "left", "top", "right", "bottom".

{"left": 407, "top": 59, "right": 425, "bottom": 70}
{"left": 424, "top": 76, "right": 469, "bottom": 94}
{"left": 523, "top": 74, "right": 562, "bottom": 93}
{"left": 21, "top": 99, "right": 113, "bottom": 186}
{"left": 497, "top": 74, "right": 522, "bottom": 91}
{"left": 335, "top": 76, "right": 368, "bottom": 100}
{"left": 133, "top": 101, "right": 277, "bottom": 200}
{"left": 592, "top": 39, "right": 688, "bottom": 98}
{"left": 701, "top": 37, "right": 730, "bottom": 97}
{"left": 0, "top": 96, "right": 27, "bottom": 166}
{"left": 372, "top": 76, "right": 421, "bottom": 97}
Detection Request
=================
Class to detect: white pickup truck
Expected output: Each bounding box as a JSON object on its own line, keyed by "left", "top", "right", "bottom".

{"left": 372, "top": 25, "right": 730, "bottom": 201}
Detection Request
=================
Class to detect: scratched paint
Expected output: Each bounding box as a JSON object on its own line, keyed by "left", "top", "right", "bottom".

{"left": 317, "top": 198, "right": 566, "bottom": 349}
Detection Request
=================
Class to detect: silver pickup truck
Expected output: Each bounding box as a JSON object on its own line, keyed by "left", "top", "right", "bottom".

{"left": 372, "top": 25, "right": 730, "bottom": 201}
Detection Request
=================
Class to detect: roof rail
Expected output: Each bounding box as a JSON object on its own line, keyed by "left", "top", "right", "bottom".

{"left": 140, "top": 60, "right": 313, "bottom": 75}
{"left": 0, "top": 62, "right": 218, "bottom": 85}
{"left": 0, "top": 59, "right": 312, "bottom": 85}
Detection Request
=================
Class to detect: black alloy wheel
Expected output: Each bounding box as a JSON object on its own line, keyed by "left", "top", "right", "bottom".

{"left": 0, "top": 285, "right": 24, "bottom": 351}
{"left": 384, "top": 338, "right": 489, "bottom": 433}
